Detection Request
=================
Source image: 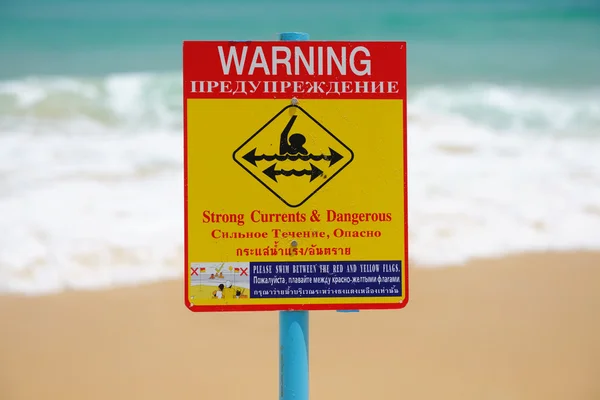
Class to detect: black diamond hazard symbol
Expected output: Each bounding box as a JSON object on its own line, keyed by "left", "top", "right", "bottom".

{"left": 233, "top": 104, "right": 354, "bottom": 208}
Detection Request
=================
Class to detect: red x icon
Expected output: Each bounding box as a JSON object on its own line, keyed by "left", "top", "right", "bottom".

{"left": 240, "top": 267, "right": 248, "bottom": 276}
{"left": 191, "top": 267, "right": 199, "bottom": 276}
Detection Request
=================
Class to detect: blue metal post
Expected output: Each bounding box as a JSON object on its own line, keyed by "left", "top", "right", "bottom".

{"left": 279, "top": 31, "right": 310, "bottom": 42}
{"left": 279, "top": 31, "right": 310, "bottom": 400}
{"left": 279, "top": 309, "right": 309, "bottom": 400}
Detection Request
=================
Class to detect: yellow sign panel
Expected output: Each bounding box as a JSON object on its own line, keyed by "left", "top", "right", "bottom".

{"left": 185, "top": 97, "right": 406, "bottom": 311}
{"left": 233, "top": 104, "right": 354, "bottom": 208}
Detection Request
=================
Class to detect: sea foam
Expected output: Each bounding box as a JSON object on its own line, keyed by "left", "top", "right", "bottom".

{"left": 1, "top": 72, "right": 600, "bottom": 294}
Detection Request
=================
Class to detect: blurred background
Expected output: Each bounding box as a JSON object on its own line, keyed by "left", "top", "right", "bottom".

{"left": 1, "top": 0, "right": 599, "bottom": 296}
{"left": 2, "top": 2, "right": 600, "bottom": 399}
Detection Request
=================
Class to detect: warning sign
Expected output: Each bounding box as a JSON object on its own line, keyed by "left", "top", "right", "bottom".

{"left": 183, "top": 40, "right": 408, "bottom": 312}
{"left": 233, "top": 104, "right": 354, "bottom": 207}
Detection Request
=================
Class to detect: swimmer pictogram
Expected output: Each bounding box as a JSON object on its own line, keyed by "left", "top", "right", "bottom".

{"left": 233, "top": 104, "right": 354, "bottom": 207}
{"left": 242, "top": 113, "right": 345, "bottom": 183}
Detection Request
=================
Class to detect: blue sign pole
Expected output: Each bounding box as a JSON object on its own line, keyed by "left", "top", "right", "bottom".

{"left": 278, "top": 32, "right": 310, "bottom": 400}
{"left": 279, "top": 308, "right": 309, "bottom": 400}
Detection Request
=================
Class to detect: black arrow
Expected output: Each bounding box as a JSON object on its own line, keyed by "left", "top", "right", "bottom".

{"left": 263, "top": 163, "right": 323, "bottom": 183}
{"left": 327, "top": 148, "right": 343, "bottom": 166}
{"left": 243, "top": 148, "right": 344, "bottom": 167}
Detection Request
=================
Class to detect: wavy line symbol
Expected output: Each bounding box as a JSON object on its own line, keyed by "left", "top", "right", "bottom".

{"left": 262, "top": 163, "right": 323, "bottom": 183}
{"left": 242, "top": 148, "right": 344, "bottom": 166}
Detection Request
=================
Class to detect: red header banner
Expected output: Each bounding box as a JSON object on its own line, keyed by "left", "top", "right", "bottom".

{"left": 183, "top": 41, "right": 406, "bottom": 100}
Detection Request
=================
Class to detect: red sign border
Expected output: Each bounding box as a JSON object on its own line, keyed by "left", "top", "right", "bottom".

{"left": 183, "top": 40, "right": 409, "bottom": 312}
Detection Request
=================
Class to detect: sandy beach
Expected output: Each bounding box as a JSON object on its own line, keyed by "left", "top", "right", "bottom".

{"left": 1, "top": 251, "right": 599, "bottom": 400}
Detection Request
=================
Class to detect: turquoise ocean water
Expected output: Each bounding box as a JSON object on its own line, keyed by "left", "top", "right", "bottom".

{"left": 1, "top": 0, "right": 600, "bottom": 294}
{"left": 2, "top": 0, "right": 600, "bottom": 85}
